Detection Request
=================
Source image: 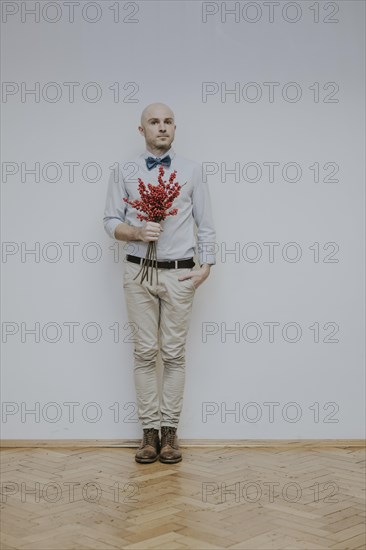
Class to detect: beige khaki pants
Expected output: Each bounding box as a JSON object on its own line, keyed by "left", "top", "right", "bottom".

{"left": 123, "top": 259, "right": 196, "bottom": 430}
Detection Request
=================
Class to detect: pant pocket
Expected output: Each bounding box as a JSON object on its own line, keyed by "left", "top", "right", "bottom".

{"left": 123, "top": 260, "right": 138, "bottom": 286}
{"left": 180, "top": 268, "right": 196, "bottom": 292}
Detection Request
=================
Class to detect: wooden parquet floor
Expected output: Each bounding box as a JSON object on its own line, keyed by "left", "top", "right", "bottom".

{"left": 1, "top": 445, "right": 365, "bottom": 550}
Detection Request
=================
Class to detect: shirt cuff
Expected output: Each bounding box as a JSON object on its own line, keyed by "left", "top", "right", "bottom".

{"left": 198, "top": 242, "right": 217, "bottom": 266}
{"left": 104, "top": 218, "right": 123, "bottom": 240}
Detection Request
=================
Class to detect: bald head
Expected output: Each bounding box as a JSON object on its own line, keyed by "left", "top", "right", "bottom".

{"left": 139, "top": 103, "right": 176, "bottom": 156}
{"left": 140, "top": 103, "right": 175, "bottom": 125}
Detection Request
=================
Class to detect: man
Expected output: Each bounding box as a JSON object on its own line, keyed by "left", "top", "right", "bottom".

{"left": 103, "top": 103, "right": 216, "bottom": 464}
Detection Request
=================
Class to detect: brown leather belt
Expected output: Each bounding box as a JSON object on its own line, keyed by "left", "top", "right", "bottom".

{"left": 126, "top": 254, "right": 195, "bottom": 269}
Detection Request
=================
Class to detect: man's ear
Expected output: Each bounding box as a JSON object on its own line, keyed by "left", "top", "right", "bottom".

{"left": 138, "top": 125, "right": 144, "bottom": 136}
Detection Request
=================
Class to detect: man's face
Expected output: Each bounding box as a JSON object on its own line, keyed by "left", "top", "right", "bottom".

{"left": 139, "top": 104, "right": 176, "bottom": 155}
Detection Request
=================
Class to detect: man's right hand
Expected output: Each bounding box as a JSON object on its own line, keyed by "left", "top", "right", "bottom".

{"left": 137, "top": 221, "right": 163, "bottom": 243}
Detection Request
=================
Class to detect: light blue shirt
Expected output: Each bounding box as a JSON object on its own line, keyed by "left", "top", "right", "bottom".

{"left": 103, "top": 148, "right": 217, "bottom": 266}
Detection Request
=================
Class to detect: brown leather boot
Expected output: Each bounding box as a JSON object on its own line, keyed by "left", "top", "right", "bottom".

{"left": 159, "top": 426, "right": 182, "bottom": 464}
{"left": 135, "top": 428, "right": 160, "bottom": 463}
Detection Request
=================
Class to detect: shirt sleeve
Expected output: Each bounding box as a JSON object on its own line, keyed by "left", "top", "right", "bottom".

{"left": 191, "top": 163, "right": 217, "bottom": 266}
{"left": 103, "top": 164, "right": 128, "bottom": 240}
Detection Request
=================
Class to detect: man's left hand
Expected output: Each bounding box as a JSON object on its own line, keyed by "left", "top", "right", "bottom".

{"left": 178, "top": 264, "right": 211, "bottom": 289}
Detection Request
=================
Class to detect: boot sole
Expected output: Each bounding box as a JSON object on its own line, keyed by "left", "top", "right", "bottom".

{"left": 159, "top": 456, "right": 182, "bottom": 464}
{"left": 135, "top": 455, "right": 159, "bottom": 463}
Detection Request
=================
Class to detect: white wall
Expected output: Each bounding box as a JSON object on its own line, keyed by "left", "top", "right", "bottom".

{"left": 2, "top": 0, "right": 364, "bottom": 439}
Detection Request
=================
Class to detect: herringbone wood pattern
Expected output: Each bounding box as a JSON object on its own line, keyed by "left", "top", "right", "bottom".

{"left": 1, "top": 444, "right": 365, "bottom": 549}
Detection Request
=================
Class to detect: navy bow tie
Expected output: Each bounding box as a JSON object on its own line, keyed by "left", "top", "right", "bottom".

{"left": 145, "top": 155, "right": 171, "bottom": 171}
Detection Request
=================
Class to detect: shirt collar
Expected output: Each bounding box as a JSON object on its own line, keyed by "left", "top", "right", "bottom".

{"left": 142, "top": 147, "right": 175, "bottom": 161}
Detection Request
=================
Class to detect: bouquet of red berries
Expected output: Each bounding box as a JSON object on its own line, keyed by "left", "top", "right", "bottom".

{"left": 123, "top": 165, "right": 185, "bottom": 284}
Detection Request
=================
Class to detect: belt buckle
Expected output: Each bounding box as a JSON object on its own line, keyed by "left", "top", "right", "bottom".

{"left": 167, "top": 260, "right": 178, "bottom": 269}
{"left": 162, "top": 259, "right": 178, "bottom": 269}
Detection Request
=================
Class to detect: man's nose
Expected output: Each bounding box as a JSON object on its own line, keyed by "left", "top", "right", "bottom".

{"left": 158, "top": 123, "right": 166, "bottom": 132}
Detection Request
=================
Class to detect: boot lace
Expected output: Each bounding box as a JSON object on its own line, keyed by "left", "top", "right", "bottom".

{"left": 143, "top": 428, "right": 158, "bottom": 446}
{"left": 162, "top": 427, "right": 176, "bottom": 447}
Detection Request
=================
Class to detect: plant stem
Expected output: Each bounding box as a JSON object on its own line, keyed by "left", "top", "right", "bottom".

{"left": 131, "top": 238, "right": 159, "bottom": 285}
